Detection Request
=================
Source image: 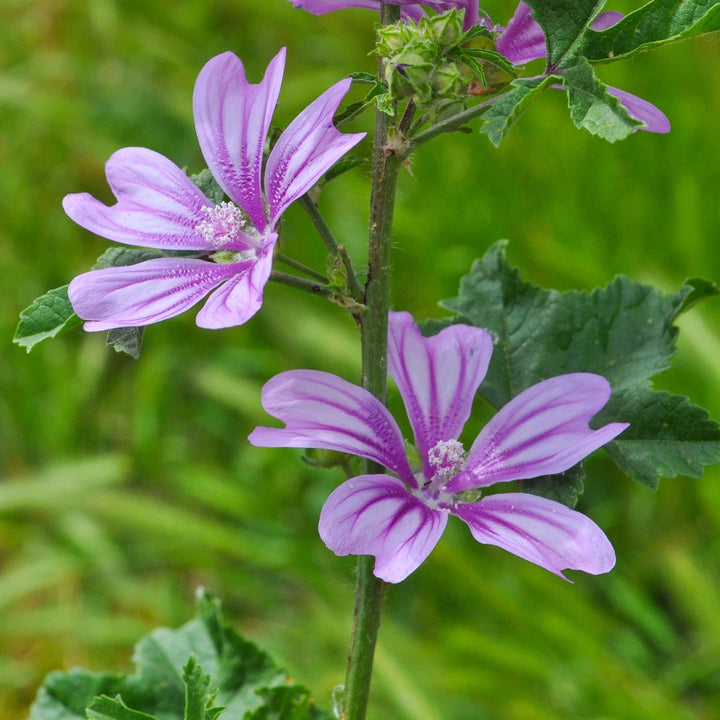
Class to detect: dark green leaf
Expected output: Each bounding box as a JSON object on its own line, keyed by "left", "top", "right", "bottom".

{"left": 524, "top": 0, "right": 602, "bottom": 69}
{"left": 182, "top": 657, "right": 223, "bottom": 720}
{"left": 92, "top": 247, "right": 164, "bottom": 270}
{"left": 561, "top": 58, "right": 641, "bottom": 141}
{"left": 14, "top": 285, "right": 82, "bottom": 352}
{"left": 479, "top": 77, "right": 555, "bottom": 147}
{"left": 579, "top": 0, "right": 720, "bottom": 63}
{"left": 435, "top": 242, "right": 720, "bottom": 489}
{"left": 521, "top": 463, "right": 585, "bottom": 509}
{"left": 597, "top": 386, "right": 720, "bottom": 489}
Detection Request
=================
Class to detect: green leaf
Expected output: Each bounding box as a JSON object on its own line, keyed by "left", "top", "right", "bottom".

{"left": 87, "top": 696, "right": 159, "bottom": 720}
{"left": 182, "top": 657, "right": 223, "bottom": 720}
{"left": 479, "top": 76, "right": 555, "bottom": 147}
{"left": 579, "top": 0, "right": 720, "bottom": 63}
{"left": 561, "top": 58, "right": 641, "bottom": 141}
{"left": 522, "top": 463, "right": 585, "bottom": 509}
{"left": 190, "top": 168, "right": 225, "bottom": 205}
{"left": 524, "top": 0, "right": 603, "bottom": 69}
{"left": 29, "top": 590, "right": 332, "bottom": 720}
{"left": 597, "top": 386, "right": 720, "bottom": 490}
{"left": 106, "top": 327, "right": 145, "bottom": 359}
{"left": 92, "top": 247, "right": 164, "bottom": 270}
{"left": 13, "top": 285, "right": 82, "bottom": 352}
{"left": 436, "top": 242, "right": 720, "bottom": 490}
{"left": 675, "top": 277, "right": 720, "bottom": 315}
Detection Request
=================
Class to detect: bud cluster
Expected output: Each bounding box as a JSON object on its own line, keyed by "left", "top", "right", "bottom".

{"left": 376, "top": 10, "right": 515, "bottom": 121}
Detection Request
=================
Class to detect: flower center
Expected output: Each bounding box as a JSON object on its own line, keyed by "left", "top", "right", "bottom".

{"left": 427, "top": 439, "right": 466, "bottom": 485}
{"left": 195, "top": 202, "right": 259, "bottom": 253}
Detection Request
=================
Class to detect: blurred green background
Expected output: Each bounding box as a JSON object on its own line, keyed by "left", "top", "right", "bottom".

{"left": 2, "top": 1, "right": 720, "bottom": 718}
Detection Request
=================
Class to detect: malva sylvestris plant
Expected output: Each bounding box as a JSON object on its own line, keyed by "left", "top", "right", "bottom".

{"left": 14, "top": 1, "right": 720, "bottom": 719}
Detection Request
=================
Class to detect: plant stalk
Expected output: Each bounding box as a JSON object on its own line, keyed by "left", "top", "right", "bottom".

{"left": 341, "top": 4, "right": 402, "bottom": 720}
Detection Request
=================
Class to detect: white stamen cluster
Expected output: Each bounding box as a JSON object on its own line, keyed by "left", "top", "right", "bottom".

{"left": 427, "top": 438, "right": 466, "bottom": 485}
{"left": 195, "top": 201, "right": 249, "bottom": 249}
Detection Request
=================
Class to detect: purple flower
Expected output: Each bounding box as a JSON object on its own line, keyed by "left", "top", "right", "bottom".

{"left": 497, "top": 2, "right": 670, "bottom": 133}
{"left": 64, "top": 50, "right": 365, "bottom": 330}
{"left": 250, "top": 311, "right": 628, "bottom": 583}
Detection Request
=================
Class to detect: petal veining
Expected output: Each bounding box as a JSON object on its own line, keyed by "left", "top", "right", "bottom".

{"left": 319, "top": 474, "right": 448, "bottom": 583}
{"left": 448, "top": 373, "right": 628, "bottom": 492}
{"left": 194, "top": 50, "right": 286, "bottom": 232}
{"left": 265, "top": 78, "right": 365, "bottom": 225}
{"left": 388, "top": 311, "right": 493, "bottom": 477}
{"left": 68, "top": 257, "right": 248, "bottom": 331}
{"left": 454, "top": 492, "right": 616, "bottom": 579}
{"left": 62, "top": 147, "right": 212, "bottom": 250}
{"left": 249, "top": 370, "right": 415, "bottom": 482}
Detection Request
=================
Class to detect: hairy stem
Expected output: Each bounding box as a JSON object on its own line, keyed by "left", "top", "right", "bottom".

{"left": 275, "top": 252, "right": 328, "bottom": 283}
{"left": 342, "top": 4, "right": 402, "bottom": 720}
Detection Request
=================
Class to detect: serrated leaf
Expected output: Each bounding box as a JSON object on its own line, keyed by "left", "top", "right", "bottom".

{"left": 597, "top": 386, "right": 720, "bottom": 489}
{"left": 436, "top": 242, "right": 720, "bottom": 489}
{"left": 580, "top": 0, "right": 720, "bottom": 63}
{"left": 183, "top": 657, "right": 223, "bottom": 720}
{"left": 561, "top": 58, "right": 641, "bottom": 141}
{"left": 92, "top": 247, "right": 164, "bottom": 270}
{"left": 479, "top": 76, "right": 555, "bottom": 146}
{"left": 14, "top": 285, "right": 82, "bottom": 352}
{"left": 29, "top": 590, "right": 331, "bottom": 720}
{"left": 524, "top": 0, "right": 602, "bottom": 69}
{"left": 87, "top": 696, "right": 159, "bottom": 720}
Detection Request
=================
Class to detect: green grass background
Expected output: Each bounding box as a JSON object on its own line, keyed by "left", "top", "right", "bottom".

{"left": 2, "top": 1, "right": 720, "bottom": 718}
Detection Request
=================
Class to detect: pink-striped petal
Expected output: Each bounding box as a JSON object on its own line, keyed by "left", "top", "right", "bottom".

{"left": 387, "top": 311, "right": 493, "bottom": 476}
{"left": 265, "top": 78, "right": 365, "bottom": 225}
{"left": 193, "top": 50, "right": 286, "bottom": 232}
{"left": 454, "top": 492, "right": 615, "bottom": 579}
{"left": 62, "top": 147, "right": 213, "bottom": 250}
{"left": 68, "top": 257, "right": 250, "bottom": 331}
{"left": 447, "top": 374, "right": 628, "bottom": 492}
{"left": 195, "top": 241, "right": 275, "bottom": 328}
{"left": 249, "top": 370, "right": 415, "bottom": 483}
{"left": 319, "top": 474, "right": 448, "bottom": 583}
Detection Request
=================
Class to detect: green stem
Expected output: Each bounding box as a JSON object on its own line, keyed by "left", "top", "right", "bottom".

{"left": 269, "top": 271, "right": 334, "bottom": 298}
{"left": 409, "top": 93, "right": 505, "bottom": 148}
{"left": 299, "top": 194, "right": 365, "bottom": 302}
{"left": 275, "top": 252, "right": 329, "bottom": 283}
{"left": 342, "top": 4, "right": 402, "bottom": 720}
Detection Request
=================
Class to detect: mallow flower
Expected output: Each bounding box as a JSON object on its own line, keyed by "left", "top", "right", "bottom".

{"left": 64, "top": 50, "right": 365, "bottom": 330}
{"left": 250, "top": 311, "right": 628, "bottom": 583}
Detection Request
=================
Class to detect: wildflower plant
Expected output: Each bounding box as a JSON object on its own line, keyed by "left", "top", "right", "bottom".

{"left": 14, "top": 1, "right": 720, "bottom": 719}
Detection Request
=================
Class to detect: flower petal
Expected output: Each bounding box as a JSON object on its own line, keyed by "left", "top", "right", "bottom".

{"left": 454, "top": 492, "right": 615, "bottom": 579}
{"left": 194, "top": 50, "right": 286, "bottom": 232}
{"left": 68, "top": 257, "right": 249, "bottom": 331}
{"left": 289, "top": 0, "right": 425, "bottom": 22}
{"left": 62, "top": 147, "right": 212, "bottom": 250}
{"left": 265, "top": 78, "right": 365, "bottom": 225}
{"left": 448, "top": 373, "right": 628, "bottom": 492}
{"left": 319, "top": 474, "right": 448, "bottom": 583}
{"left": 607, "top": 86, "right": 670, "bottom": 134}
{"left": 387, "top": 311, "right": 493, "bottom": 475}
{"left": 497, "top": 2, "right": 546, "bottom": 65}
{"left": 195, "top": 239, "right": 276, "bottom": 328}
{"left": 249, "top": 370, "right": 416, "bottom": 482}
